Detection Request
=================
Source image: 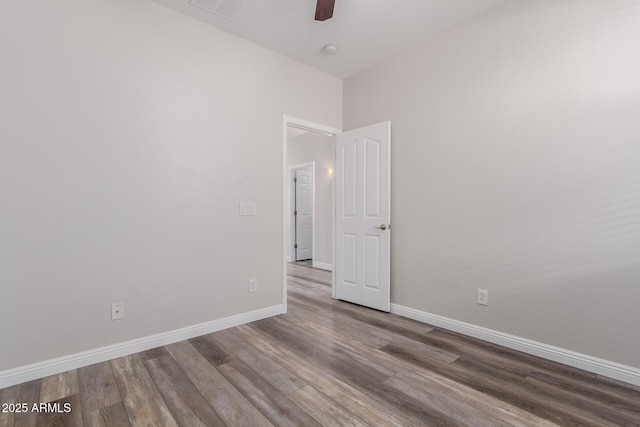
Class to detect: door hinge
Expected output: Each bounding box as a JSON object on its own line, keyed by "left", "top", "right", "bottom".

{"left": 294, "top": 177, "right": 297, "bottom": 183}
{"left": 294, "top": 210, "right": 297, "bottom": 216}
{"left": 294, "top": 244, "right": 298, "bottom": 249}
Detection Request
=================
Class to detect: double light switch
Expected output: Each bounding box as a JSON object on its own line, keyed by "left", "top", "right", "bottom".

{"left": 239, "top": 202, "right": 257, "bottom": 216}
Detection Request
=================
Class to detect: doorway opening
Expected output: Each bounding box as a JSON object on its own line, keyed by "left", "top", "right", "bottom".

{"left": 282, "top": 116, "right": 341, "bottom": 313}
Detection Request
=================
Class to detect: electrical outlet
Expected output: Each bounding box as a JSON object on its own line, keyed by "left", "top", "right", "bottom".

{"left": 249, "top": 279, "right": 257, "bottom": 293}
{"left": 111, "top": 302, "right": 124, "bottom": 320}
{"left": 477, "top": 289, "right": 488, "bottom": 306}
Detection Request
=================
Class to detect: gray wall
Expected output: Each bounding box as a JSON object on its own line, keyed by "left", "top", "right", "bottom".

{"left": 288, "top": 131, "right": 334, "bottom": 266}
{"left": 344, "top": 0, "right": 640, "bottom": 368}
{"left": 0, "top": 0, "right": 341, "bottom": 371}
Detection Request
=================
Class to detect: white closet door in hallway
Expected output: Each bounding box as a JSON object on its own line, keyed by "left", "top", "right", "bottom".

{"left": 293, "top": 167, "right": 313, "bottom": 261}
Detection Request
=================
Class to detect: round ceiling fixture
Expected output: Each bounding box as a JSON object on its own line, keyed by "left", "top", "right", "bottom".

{"left": 322, "top": 45, "right": 338, "bottom": 55}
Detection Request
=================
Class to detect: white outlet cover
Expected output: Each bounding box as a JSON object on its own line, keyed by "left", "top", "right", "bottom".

{"left": 249, "top": 279, "right": 257, "bottom": 293}
{"left": 111, "top": 302, "right": 124, "bottom": 320}
{"left": 477, "top": 289, "right": 488, "bottom": 306}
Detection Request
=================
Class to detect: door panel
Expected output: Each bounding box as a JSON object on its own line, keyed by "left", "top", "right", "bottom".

{"left": 364, "top": 234, "right": 380, "bottom": 290}
{"left": 335, "top": 121, "right": 390, "bottom": 311}
{"left": 341, "top": 140, "right": 357, "bottom": 218}
{"left": 365, "top": 138, "right": 381, "bottom": 218}
{"left": 342, "top": 233, "right": 357, "bottom": 285}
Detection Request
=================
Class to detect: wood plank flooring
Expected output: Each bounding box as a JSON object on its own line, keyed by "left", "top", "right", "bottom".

{"left": 2, "top": 263, "right": 640, "bottom": 426}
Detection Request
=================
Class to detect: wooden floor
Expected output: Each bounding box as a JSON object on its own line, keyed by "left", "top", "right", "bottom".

{"left": 2, "top": 264, "right": 640, "bottom": 426}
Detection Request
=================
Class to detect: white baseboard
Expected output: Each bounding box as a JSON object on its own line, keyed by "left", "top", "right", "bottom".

{"left": 0, "top": 304, "right": 282, "bottom": 389}
{"left": 390, "top": 303, "right": 640, "bottom": 387}
{"left": 312, "top": 261, "right": 333, "bottom": 271}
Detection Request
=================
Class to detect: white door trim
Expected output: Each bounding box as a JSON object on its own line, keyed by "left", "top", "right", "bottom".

{"left": 282, "top": 115, "right": 341, "bottom": 314}
{"left": 288, "top": 162, "right": 315, "bottom": 263}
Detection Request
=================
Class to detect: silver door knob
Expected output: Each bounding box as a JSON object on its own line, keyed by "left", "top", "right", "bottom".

{"left": 375, "top": 224, "right": 388, "bottom": 230}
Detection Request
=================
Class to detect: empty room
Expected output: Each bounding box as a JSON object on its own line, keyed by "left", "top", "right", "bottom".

{"left": 1, "top": 0, "right": 639, "bottom": 425}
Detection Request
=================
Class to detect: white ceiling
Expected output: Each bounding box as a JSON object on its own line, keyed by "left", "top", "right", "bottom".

{"left": 153, "top": 0, "right": 506, "bottom": 78}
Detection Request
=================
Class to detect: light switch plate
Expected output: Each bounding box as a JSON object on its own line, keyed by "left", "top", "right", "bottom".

{"left": 239, "top": 202, "right": 256, "bottom": 216}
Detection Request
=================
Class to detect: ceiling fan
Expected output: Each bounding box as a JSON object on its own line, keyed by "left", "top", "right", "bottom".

{"left": 315, "top": 0, "right": 335, "bottom": 21}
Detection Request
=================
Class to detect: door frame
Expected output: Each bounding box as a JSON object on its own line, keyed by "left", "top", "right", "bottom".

{"left": 288, "top": 161, "right": 315, "bottom": 263}
{"left": 282, "top": 115, "right": 341, "bottom": 314}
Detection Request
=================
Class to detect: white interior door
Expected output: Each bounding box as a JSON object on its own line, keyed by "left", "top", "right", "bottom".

{"left": 295, "top": 168, "right": 313, "bottom": 261}
{"left": 335, "top": 121, "right": 390, "bottom": 311}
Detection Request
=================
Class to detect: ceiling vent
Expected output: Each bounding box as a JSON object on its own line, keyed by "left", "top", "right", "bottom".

{"left": 190, "top": 0, "right": 245, "bottom": 20}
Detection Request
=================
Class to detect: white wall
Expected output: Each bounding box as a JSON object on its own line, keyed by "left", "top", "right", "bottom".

{"left": 344, "top": 0, "right": 640, "bottom": 368}
{"left": 0, "top": 0, "right": 341, "bottom": 372}
{"left": 288, "top": 132, "right": 334, "bottom": 266}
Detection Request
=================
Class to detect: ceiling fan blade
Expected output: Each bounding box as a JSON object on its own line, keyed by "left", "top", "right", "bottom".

{"left": 315, "top": 0, "right": 335, "bottom": 21}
